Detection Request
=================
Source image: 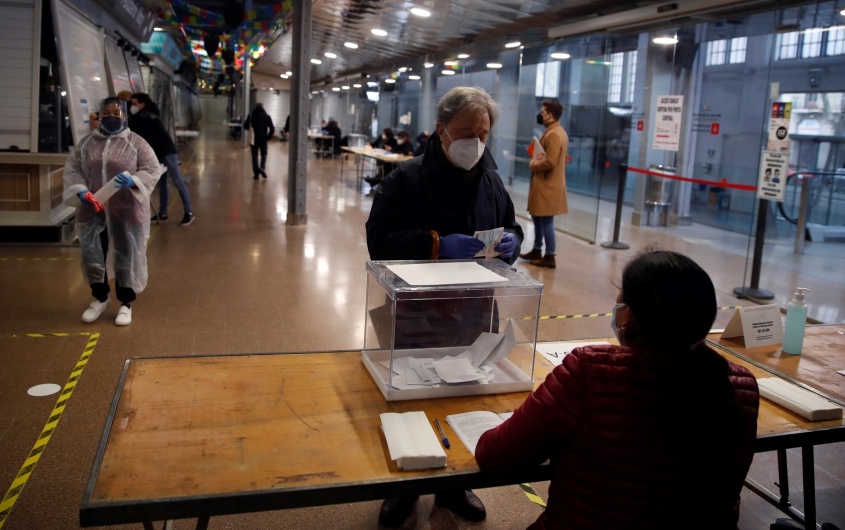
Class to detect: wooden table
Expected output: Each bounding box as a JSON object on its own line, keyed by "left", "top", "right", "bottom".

{"left": 81, "top": 340, "right": 845, "bottom": 529}
{"left": 307, "top": 133, "right": 335, "bottom": 158}
{"left": 708, "top": 324, "right": 845, "bottom": 528}
{"left": 340, "top": 146, "right": 413, "bottom": 189}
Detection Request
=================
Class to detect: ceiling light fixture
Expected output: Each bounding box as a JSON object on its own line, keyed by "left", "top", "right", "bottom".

{"left": 385, "top": 78, "right": 396, "bottom": 83}
{"left": 324, "top": 52, "right": 337, "bottom": 58}
{"left": 371, "top": 28, "right": 387, "bottom": 36}
{"left": 441, "top": 70, "right": 455, "bottom": 75}
{"left": 341, "top": 85, "right": 350, "bottom": 90}
{"left": 487, "top": 63, "right": 503, "bottom": 69}
{"left": 550, "top": 52, "right": 571, "bottom": 60}
{"left": 444, "top": 60, "right": 458, "bottom": 66}
{"left": 423, "top": 62, "right": 434, "bottom": 68}
{"left": 367, "top": 81, "right": 378, "bottom": 87}
{"left": 408, "top": 75, "right": 421, "bottom": 80}
{"left": 280, "top": 74, "right": 288, "bottom": 78}
{"left": 311, "top": 58, "right": 322, "bottom": 64}
{"left": 332, "top": 87, "right": 340, "bottom": 91}
{"left": 457, "top": 53, "right": 469, "bottom": 59}
{"left": 653, "top": 35, "right": 678, "bottom": 45}
{"left": 353, "top": 83, "right": 362, "bottom": 88}
{"left": 286, "top": 71, "right": 292, "bottom": 76}
{"left": 344, "top": 42, "right": 359, "bottom": 49}
{"left": 153, "top": 27, "right": 163, "bottom": 32}
{"left": 398, "top": 67, "right": 408, "bottom": 72}
{"left": 505, "top": 41, "right": 521, "bottom": 48}
{"left": 410, "top": 7, "right": 430, "bottom": 17}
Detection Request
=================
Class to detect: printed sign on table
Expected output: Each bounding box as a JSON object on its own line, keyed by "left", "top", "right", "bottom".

{"left": 722, "top": 304, "right": 784, "bottom": 348}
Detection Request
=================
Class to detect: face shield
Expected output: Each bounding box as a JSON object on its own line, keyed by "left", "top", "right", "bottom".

{"left": 98, "top": 98, "right": 127, "bottom": 135}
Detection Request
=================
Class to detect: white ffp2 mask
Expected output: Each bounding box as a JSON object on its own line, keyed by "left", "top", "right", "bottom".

{"left": 443, "top": 128, "right": 484, "bottom": 170}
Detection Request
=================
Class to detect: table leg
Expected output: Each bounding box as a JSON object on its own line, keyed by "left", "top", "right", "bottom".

{"left": 777, "top": 448, "right": 791, "bottom": 511}
{"left": 802, "top": 445, "right": 816, "bottom": 529}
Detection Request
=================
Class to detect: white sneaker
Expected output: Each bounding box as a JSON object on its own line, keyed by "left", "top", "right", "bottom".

{"left": 115, "top": 305, "right": 132, "bottom": 326}
{"left": 82, "top": 299, "right": 109, "bottom": 323}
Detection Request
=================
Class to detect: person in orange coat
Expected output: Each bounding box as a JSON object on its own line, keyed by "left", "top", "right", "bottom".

{"left": 520, "top": 99, "right": 569, "bottom": 269}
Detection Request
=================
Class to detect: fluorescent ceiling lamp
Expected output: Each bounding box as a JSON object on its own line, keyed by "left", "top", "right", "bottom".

{"left": 410, "top": 7, "right": 430, "bottom": 17}
{"left": 324, "top": 52, "right": 337, "bottom": 58}
{"left": 398, "top": 67, "right": 408, "bottom": 72}
{"left": 441, "top": 70, "right": 455, "bottom": 75}
{"left": 153, "top": 27, "right": 163, "bottom": 31}
{"left": 286, "top": 71, "right": 292, "bottom": 76}
{"left": 424, "top": 62, "right": 434, "bottom": 68}
{"left": 280, "top": 74, "right": 288, "bottom": 78}
{"left": 367, "top": 81, "right": 378, "bottom": 87}
{"left": 653, "top": 35, "right": 678, "bottom": 45}
{"left": 341, "top": 85, "right": 350, "bottom": 90}
{"left": 344, "top": 42, "right": 359, "bottom": 49}
{"left": 444, "top": 60, "right": 459, "bottom": 66}
{"left": 371, "top": 28, "right": 388, "bottom": 36}
{"left": 487, "top": 63, "right": 503, "bottom": 69}
{"left": 385, "top": 78, "right": 396, "bottom": 83}
{"left": 332, "top": 87, "right": 340, "bottom": 91}
{"left": 505, "top": 41, "right": 521, "bottom": 48}
{"left": 311, "top": 58, "right": 322, "bottom": 64}
{"left": 353, "top": 83, "right": 362, "bottom": 88}
{"left": 408, "top": 75, "right": 421, "bottom": 80}
{"left": 551, "top": 52, "right": 570, "bottom": 59}
{"left": 457, "top": 53, "right": 469, "bottom": 59}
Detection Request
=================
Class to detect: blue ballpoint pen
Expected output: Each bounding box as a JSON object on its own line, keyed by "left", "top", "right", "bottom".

{"left": 434, "top": 418, "right": 450, "bottom": 448}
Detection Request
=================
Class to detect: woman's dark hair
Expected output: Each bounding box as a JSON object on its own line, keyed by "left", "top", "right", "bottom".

{"left": 621, "top": 249, "right": 716, "bottom": 355}
{"left": 382, "top": 128, "right": 395, "bottom": 140}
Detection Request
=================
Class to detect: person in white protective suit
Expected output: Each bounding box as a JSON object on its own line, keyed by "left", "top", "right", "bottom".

{"left": 62, "top": 97, "right": 161, "bottom": 326}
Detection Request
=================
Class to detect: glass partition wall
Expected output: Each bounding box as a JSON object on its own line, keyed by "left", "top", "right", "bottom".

{"left": 312, "top": 0, "right": 845, "bottom": 324}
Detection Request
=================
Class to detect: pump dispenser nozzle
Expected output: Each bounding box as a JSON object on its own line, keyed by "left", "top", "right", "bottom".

{"left": 793, "top": 287, "right": 810, "bottom": 302}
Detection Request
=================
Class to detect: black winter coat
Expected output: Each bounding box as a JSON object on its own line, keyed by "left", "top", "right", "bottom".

{"left": 366, "top": 132, "right": 523, "bottom": 263}
{"left": 244, "top": 109, "right": 275, "bottom": 145}
{"left": 127, "top": 110, "right": 177, "bottom": 161}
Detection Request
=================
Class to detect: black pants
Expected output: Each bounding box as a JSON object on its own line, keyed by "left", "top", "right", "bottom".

{"left": 250, "top": 143, "right": 268, "bottom": 175}
{"left": 90, "top": 226, "right": 136, "bottom": 305}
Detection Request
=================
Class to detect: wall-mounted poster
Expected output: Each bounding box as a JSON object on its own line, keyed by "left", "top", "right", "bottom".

{"left": 652, "top": 95, "right": 684, "bottom": 151}
{"left": 53, "top": 0, "right": 109, "bottom": 146}
{"left": 767, "top": 102, "right": 792, "bottom": 152}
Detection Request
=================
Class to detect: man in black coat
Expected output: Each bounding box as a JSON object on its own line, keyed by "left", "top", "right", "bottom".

{"left": 365, "top": 86, "right": 522, "bottom": 528}
{"left": 244, "top": 103, "right": 275, "bottom": 179}
{"left": 129, "top": 93, "right": 194, "bottom": 225}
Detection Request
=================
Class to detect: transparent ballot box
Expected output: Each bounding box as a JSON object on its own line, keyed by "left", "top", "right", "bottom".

{"left": 362, "top": 259, "right": 544, "bottom": 401}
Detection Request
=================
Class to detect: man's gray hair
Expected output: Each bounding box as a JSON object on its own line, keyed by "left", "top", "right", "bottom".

{"left": 436, "top": 86, "right": 500, "bottom": 128}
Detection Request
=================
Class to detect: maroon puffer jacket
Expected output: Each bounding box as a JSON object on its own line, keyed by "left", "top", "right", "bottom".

{"left": 476, "top": 344, "right": 759, "bottom": 530}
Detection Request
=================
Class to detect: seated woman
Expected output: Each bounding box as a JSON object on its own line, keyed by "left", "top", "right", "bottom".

{"left": 476, "top": 249, "right": 760, "bottom": 530}
{"left": 364, "top": 128, "right": 400, "bottom": 187}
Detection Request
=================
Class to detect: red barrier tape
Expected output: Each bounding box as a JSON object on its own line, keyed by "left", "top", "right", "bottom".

{"left": 626, "top": 165, "right": 757, "bottom": 192}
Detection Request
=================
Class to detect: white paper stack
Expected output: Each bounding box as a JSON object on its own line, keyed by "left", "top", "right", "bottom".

{"left": 380, "top": 411, "right": 447, "bottom": 470}
{"left": 757, "top": 377, "right": 843, "bottom": 422}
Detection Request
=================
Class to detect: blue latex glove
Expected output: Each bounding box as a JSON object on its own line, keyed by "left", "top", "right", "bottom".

{"left": 494, "top": 232, "right": 518, "bottom": 259}
{"left": 115, "top": 172, "right": 134, "bottom": 189}
{"left": 77, "top": 189, "right": 92, "bottom": 204}
{"left": 440, "top": 233, "right": 485, "bottom": 259}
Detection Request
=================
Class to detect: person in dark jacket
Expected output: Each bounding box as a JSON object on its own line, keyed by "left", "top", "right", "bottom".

{"left": 323, "top": 119, "right": 342, "bottom": 156}
{"left": 129, "top": 93, "right": 194, "bottom": 225}
{"left": 243, "top": 103, "right": 275, "bottom": 179}
{"left": 392, "top": 130, "right": 414, "bottom": 156}
{"left": 413, "top": 130, "right": 430, "bottom": 156}
{"left": 366, "top": 86, "right": 522, "bottom": 528}
{"left": 476, "top": 249, "right": 760, "bottom": 530}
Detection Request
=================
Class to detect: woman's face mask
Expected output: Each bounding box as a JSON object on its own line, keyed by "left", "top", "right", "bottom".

{"left": 442, "top": 127, "right": 484, "bottom": 171}
{"left": 610, "top": 303, "right": 627, "bottom": 342}
{"left": 99, "top": 101, "right": 126, "bottom": 135}
{"left": 397, "top": 139, "right": 405, "bottom": 145}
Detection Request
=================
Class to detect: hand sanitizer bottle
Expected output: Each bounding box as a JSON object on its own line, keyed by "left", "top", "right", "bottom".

{"left": 782, "top": 288, "right": 810, "bottom": 355}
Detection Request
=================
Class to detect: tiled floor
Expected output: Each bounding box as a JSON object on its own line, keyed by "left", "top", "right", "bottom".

{"left": 0, "top": 124, "right": 842, "bottom": 529}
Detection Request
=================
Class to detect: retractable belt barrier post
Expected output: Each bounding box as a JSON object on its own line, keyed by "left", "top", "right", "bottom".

{"left": 601, "top": 163, "right": 630, "bottom": 250}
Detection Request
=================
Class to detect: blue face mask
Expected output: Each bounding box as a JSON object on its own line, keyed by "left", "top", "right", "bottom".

{"left": 610, "top": 303, "right": 626, "bottom": 342}
{"left": 100, "top": 116, "right": 125, "bottom": 135}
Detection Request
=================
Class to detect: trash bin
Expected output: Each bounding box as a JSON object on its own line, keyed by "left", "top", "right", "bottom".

{"left": 646, "top": 164, "right": 675, "bottom": 226}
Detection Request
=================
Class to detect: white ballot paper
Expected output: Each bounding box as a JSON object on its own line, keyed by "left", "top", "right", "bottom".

{"left": 536, "top": 341, "right": 611, "bottom": 367}
{"left": 473, "top": 228, "right": 504, "bottom": 259}
{"left": 446, "top": 411, "right": 514, "bottom": 455}
{"left": 386, "top": 261, "right": 509, "bottom": 286}
{"left": 380, "top": 411, "right": 447, "bottom": 470}
{"left": 757, "top": 378, "right": 843, "bottom": 422}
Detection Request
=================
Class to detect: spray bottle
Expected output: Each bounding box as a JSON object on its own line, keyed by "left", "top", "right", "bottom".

{"left": 782, "top": 287, "right": 810, "bottom": 355}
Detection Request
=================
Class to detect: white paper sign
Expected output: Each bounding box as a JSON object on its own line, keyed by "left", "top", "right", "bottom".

{"left": 757, "top": 151, "right": 788, "bottom": 202}
{"left": 652, "top": 95, "right": 684, "bottom": 151}
{"left": 722, "top": 304, "right": 784, "bottom": 348}
{"left": 536, "top": 341, "right": 611, "bottom": 367}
